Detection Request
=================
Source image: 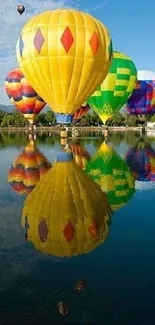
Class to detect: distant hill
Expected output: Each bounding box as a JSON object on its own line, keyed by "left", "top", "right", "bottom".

{"left": 0, "top": 104, "right": 51, "bottom": 113}
{"left": 0, "top": 105, "right": 15, "bottom": 112}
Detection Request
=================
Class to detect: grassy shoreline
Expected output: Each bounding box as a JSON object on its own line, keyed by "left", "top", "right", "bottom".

{"left": 0, "top": 126, "right": 144, "bottom": 132}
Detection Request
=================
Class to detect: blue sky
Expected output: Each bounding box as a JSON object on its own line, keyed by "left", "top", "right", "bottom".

{"left": 0, "top": 0, "right": 155, "bottom": 104}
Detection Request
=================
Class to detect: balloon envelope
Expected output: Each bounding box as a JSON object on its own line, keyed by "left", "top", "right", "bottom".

{"left": 87, "top": 51, "right": 137, "bottom": 123}
{"left": 73, "top": 104, "right": 90, "bottom": 122}
{"left": 17, "top": 5, "right": 25, "bottom": 15}
{"left": 5, "top": 68, "right": 46, "bottom": 125}
{"left": 126, "top": 70, "right": 155, "bottom": 116}
{"left": 8, "top": 140, "right": 51, "bottom": 195}
{"left": 85, "top": 142, "right": 135, "bottom": 211}
{"left": 125, "top": 140, "right": 155, "bottom": 182}
{"left": 16, "top": 9, "right": 113, "bottom": 124}
{"left": 22, "top": 152, "right": 112, "bottom": 257}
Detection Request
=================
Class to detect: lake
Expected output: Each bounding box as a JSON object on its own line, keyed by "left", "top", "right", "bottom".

{"left": 0, "top": 130, "right": 155, "bottom": 325}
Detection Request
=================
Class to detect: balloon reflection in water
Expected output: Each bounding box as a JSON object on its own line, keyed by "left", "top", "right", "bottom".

{"left": 85, "top": 142, "right": 135, "bottom": 211}
{"left": 21, "top": 153, "right": 112, "bottom": 257}
{"left": 63, "top": 142, "right": 91, "bottom": 169}
{"left": 8, "top": 140, "right": 51, "bottom": 195}
{"left": 125, "top": 139, "right": 155, "bottom": 182}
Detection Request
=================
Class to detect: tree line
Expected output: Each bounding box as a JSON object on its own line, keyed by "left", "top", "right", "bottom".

{"left": 0, "top": 108, "right": 155, "bottom": 127}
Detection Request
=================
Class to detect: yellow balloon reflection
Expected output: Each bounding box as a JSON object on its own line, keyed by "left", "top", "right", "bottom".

{"left": 8, "top": 140, "right": 51, "bottom": 195}
{"left": 21, "top": 152, "right": 112, "bottom": 257}
{"left": 85, "top": 142, "right": 135, "bottom": 211}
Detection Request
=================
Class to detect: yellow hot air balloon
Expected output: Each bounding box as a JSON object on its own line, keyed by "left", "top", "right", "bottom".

{"left": 16, "top": 9, "right": 113, "bottom": 124}
{"left": 22, "top": 152, "right": 112, "bottom": 257}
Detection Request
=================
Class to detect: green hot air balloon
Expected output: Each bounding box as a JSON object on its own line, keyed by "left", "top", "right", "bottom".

{"left": 84, "top": 142, "right": 135, "bottom": 211}
{"left": 87, "top": 51, "right": 137, "bottom": 124}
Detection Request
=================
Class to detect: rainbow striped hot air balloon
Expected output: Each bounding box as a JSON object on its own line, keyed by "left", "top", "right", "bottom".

{"left": 4, "top": 68, "right": 46, "bottom": 125}
{"left": 8, "top": 140, "right": 51, "bottom": 195}
{"left": 21, "top": 152, "right": 112, "bottom": 257}
{"left": 87, "top": 51, "right": 137, "bottom": 124}
{"left": 85, "top": 142, "right": 135, "bottom": 211}
{"left": 126, "top": 70, "right": 155, "bottom": 120}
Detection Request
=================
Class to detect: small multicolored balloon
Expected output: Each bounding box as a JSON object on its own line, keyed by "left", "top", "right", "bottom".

{"left": 73, "top": 104, "right": 90, "bottom": 122}
{"left": 4, "top": 68, "right": 46, "bottom": 125}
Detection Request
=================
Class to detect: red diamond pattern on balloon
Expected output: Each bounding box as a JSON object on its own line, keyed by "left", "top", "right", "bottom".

{"left": 89, "top": 32, "right": 99, "bottom": 55}
{"left": 38, "top": 219, "right": 48, "bottom": 242}
{"left": 34, "top": 28, "right": 45, "bottom": 54}
{"left": 60, "top": 27, "right": 74, "bottom": 53}
{"left": 63, "top": 221, "right": 75, "bottom": 242}
{"left": 88, "top": 220, "right": 98, "bottom": 238}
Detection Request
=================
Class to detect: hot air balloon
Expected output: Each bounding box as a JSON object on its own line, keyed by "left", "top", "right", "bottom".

{"left": 73, "top": 104, "right": 90, "bottom": 123}
{"left": 16, "top": 9, "right": 113, "bottom": 124}
{"left": 87, "top": 51, "right": 137, "bottom": 124}
{"left": 85, "top": 142, "right": 135, "bottom": 211}
{"left": 126, "top": 70, "right": 155, "bottom": 121}
{"left": 4, "top": 68, "right": 46, "bottom": 125}
{"left": 17, "top": 5, "right": 25, "bottom": 15}
{"left": 8, "top": 140, "right": 51, "bottom": 195}
{"left": 21, "top": 152, "right": 112, "bottom": 257}
{"left": 125, "top": 139, "right": 155, "bottom": 182}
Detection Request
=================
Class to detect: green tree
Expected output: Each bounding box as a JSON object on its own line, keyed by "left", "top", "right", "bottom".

{"left": 35, "top": 113, "right": 46, "bottom": 125}
{"left": 45, "top": 110, "right": 56, "bottom": 124}
{"left": 125, "top": 114, "right": 137, "bottom": 127}
{"left": 12, "top": 111, "right": 26, "bottom": 127}
{"left": 110, "top": 112, "right": 125, "bottom": 126}
{"left": 149, "top": 115, "right": 155, "bottom": 122}
{"left": 0, "top": 109, "right": 6, "bottom": 124}
{"left": 1, "top": 114, "right": 15, "bottom": 127}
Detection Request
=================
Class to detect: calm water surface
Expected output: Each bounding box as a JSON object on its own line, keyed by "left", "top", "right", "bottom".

{"left": 0, "top": 131, "right": 155, "bottom": 325}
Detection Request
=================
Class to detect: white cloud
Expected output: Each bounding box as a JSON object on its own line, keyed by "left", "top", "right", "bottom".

{"left": 83, "top": 0, "right": 109, "bottom": 12}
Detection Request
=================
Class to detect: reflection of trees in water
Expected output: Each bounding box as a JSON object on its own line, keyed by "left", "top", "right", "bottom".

{"left": 0, "top": 132, "right": 27, "bottom": 148}
{"left": 73, "top": 137, "right": 104, "bottom": 148}
{"left": 0, "top": 132, "right": 60, "bottom": 148}
{"left": 108, "top": 132, "right": 125, "bottom": 146}
{"left": 124, "top": 132, "right": 142, "bottom": 147}
{"left": 107, "top": 131, "right": 152, "bottom": 147}
{"left": 1, "top": 130, "right": 155, "bottom": 149}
